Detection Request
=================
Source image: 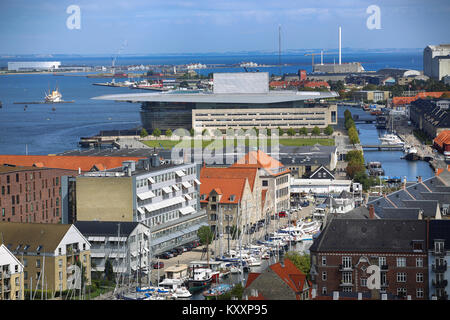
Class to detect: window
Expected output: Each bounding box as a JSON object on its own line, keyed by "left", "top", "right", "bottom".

{"left": 397, "top": 287, "right": 407, "bottom": 296}
{"left": 416, "top": 258, "right": 423, "bottom": 268}
{"left": 342, "top": 256, "right": 352, "bottom": 268}
{"left": 342, "top": 272, "right": 352, "bottom": 284}
{"left": 435, "top": 241, "right": 444, "bottom": 253}
{"left": 36, "top": 259, "right": 41, "bottom": 268}
{"left": 396, "top": 257, "right": 406, "bottom": 267}
{"left": 322, "top": 271, "right": 327, "bottom": 281}
{"left": 360, "top": 278, "right": 367, "bottom": 287}
{"left": 397, "top": 272, "right": 407, "bottom": 282}
{"left": 416, "top": 273, "right": 423, "bottom": 283}
{"left": 321, "top": 256, "right": 327, "bottom": 266}
{"left": 416, "top": 288, "right": 424, "bottom": 298}
{"left": 322, "top": 287, "right": 327, "bottom": 295}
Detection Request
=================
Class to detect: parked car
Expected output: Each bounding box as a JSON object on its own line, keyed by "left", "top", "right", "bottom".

{"left": 169, "top": 249, "right": 179, "bottom": 257}
{"left": 160, "top": 252, "right": 171, "bottom": 259}
{"left": 174, "top": 247, "right": 184, "bottom": 255}
{"left": 153, "top": 261, "right": 164, "bottom": 269}
{"left": 278, "top": 211, "right": 287, "bottom": 218}
{"left": 183, "top": 244, "right": 193, "bottom": 251}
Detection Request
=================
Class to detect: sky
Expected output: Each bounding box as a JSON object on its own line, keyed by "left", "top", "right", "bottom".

{"left": 0, "top": 0, "right": 449, "bottom": 55}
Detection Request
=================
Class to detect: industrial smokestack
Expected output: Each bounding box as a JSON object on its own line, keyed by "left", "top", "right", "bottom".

{"left": 338, "top": 26, "right": 342, "bottom": 65}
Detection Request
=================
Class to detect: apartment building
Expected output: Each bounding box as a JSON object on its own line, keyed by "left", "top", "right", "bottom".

{"left": 0, "top": 244, "right": 24, "bottom": 300}
{"left": 75, "top": 221, "right": 151, "bottom": 276}
{"left": 76, "top": 157, "right": 208, "bottom": 255}
{"left": 0, "top": 165, "right": 77, "bottom": 224}
{"left": 0, "top": 222, "right": 91, "bottom": 294}
{"left": 310, "top": 219, "right": 428, "bottom": 300}
{"left": 428, "top": 220, "right": 449, "bottom": 300}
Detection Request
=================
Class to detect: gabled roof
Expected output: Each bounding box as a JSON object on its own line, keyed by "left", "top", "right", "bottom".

{"left": 309, "top": 219, "right": 427, "bottom": 253}
{"left": 74, "top": 221, "right": 141, "bottom": 237}
{"left": 379, "top": 208, "right": 421, "bottom": 220}
{"left": 268, "top": 259, "right": 310, "bottom": 294}
{"left": 200, "top": 166, "right": 258, "bottom": 192}
{"left": 402, "top": 200, "right": 439, "bottom": 217}
{"left": 200, "top": 177, "right": 247, "bottom": 204}
{"left": 0, "top": 155, "right": 146, "bottom": 172}
{"left": 232, "top": 150, "right": 290, "bottom": 177}
{"left": 0, "top": 222, "right": 72, "bottom": 253}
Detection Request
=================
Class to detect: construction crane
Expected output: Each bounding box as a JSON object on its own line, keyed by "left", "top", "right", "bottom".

{"left": 111, "top": 40, "right": 128, "bottom": 83}
{"left": 304, "top": 50, "right": 334, "bottom": 67}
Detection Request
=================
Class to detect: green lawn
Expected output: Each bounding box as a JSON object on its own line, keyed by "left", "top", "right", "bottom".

{"left": 142, "top": 137, "right": 335, "bottom": 149}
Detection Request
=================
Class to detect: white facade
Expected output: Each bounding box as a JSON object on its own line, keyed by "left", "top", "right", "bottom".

{"left": 0, "top": 244, "right": 24, "bottom": 278}
{"left": 424, "top": 45, "right": 450, "bottom": 80}
{"left": 290, "top": 178, "right": 352, "bottom": 194}
{"left": 7, "top": 61, "right": 61, "bottom": 71}
{"left": 213, "top": 72, "right": 269, "bottom": 94}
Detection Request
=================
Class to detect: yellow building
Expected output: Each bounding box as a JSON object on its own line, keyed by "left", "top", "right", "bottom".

{"left": 0, "top": 243, "right": 24, "bottom": 300}
{"left": 0, "top": 222, "right": 91, "bottom": 297}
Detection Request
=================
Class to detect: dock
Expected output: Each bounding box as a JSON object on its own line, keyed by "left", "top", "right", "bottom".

{"left": 13, "top": 101, "right": 74, "bottom": 104}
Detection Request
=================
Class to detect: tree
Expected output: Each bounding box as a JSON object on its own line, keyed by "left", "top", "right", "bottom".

{"left": 140, "top": 128, "right": 148, "bottom": 138}
{"left": 165, "top": 129, "right": 172, "bottom": 137}
{"left": 344, "top": 109, "right": 352, "bottom": 120}
{"left": 277, "top": 127, "right": 284, "bottom": 136}
{"left": 324, "top": 125, "right": 334, "bottom": 136}
{"left": 104, "top": 259, "right": 114, "bottom": 282}
{"left": 299, "top": 127, "right": 308, "bottom": 135}
{"left": 152, "top": 128, "right": 161, "bottom": 137}
{"left": 348, "top": 126, "right": 360, "bottom": 144}
{"left": 287, "top": 128, "right": 296, "bottom": 136}
{"left": 197, "top": 226, "right": 214, "bottom": 268}
{"left": 311, "top": 126, "right": 321, "bottom": 136}
{"left": 189, "top": 128, "right": 195, "bottom": 137}
{"left": 284, "top": 251, "right": 311, "bottom": 277}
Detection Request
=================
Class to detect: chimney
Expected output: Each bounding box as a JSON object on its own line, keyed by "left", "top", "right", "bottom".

{"left": 402, "top": 177, "right": 407, "bottom": 190}
{"left": 338, "top": 26, "right": 342, "bottom": 65}
{"left": 369, "top": 204, "right": 375, "bottom": 219}
{"left": 417, "top": 176, "right": 422, "bottom": 183}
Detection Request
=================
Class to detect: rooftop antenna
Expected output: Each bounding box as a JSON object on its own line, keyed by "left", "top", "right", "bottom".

{"left": 338, "top": 26, "right": 342, "bottom": 65}
{"left": 278, "top": 24, "right": 282, "bottom": 76}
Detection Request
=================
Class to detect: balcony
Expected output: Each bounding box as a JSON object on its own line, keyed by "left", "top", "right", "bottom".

{"left": 338, "top": 264, "right": 354, "bottom": 271}
{"left": 432, "top": 279, "right": 448, "bottom": 288}
{"left": 437, "top": 291, "right": 448, "bottom": 301}
{"left": 432, "top": 250, "right": 445, "bottom": 257}
{"left": 432, "top": 261, "right": 448, "bottom": 273}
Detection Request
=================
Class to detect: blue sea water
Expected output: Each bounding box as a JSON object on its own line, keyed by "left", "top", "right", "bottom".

{"left": 0, "top": 51, "right": 425, "bottom": 158}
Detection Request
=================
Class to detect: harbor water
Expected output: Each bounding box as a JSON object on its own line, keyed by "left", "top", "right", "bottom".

{"left": 338, "top": 106, "right": 435, "bottom": 182}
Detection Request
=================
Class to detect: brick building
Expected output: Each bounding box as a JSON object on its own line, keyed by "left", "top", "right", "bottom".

{"left": 0, "top": 166, "right": 76, "bottom": 224}
{"left": 309, "top": 218, "right": 429, "bottom": 300}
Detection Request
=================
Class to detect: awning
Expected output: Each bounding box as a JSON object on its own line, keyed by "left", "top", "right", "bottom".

{"left": 194, "top": 178, "right": 201, "bottom": 185}
{"left": 163, "top": 186, "right": 173, "bottom": 194}
{"left": 175, "top": 170, "right": 186, "bottom": 177}
{"left": 147, "top": 177, "right": 155, "bottom": 184}
{"left": 137, "top": 190, "right": 155, "bottom": 200}
{"left": 179, "top": 206, "right": 196, "bottom": 215}
{"left": 182, "top": 181, "right": 192, "bottom": 189}
{"left": 172, "top": 185, "right": 180, "bottom": 191}
{"left": 88, "top": 236, "right": 105, "bottom": 242}
{"left": 144, "top": 196, "right": 185, "bottom": 212}
{"left": 185, "top": 194, "right": 192, "bottom": 201}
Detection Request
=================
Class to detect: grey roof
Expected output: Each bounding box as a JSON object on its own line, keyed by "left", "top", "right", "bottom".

{"left": 310, "top": 219, "right": 427, "bottom": 253}
{"left": 280, "top": 156, "right": 331, "bottom": 167}
{"left": 428, "top": 220, "right": 450, "bottom": 250}
{"left": 420, "top": 192, "right": 450, "bottom": 204}
{"left": 335, "top": 206, "right": 370, "bottom": 219}
{"left": 402, "top": 200, "right": 439, "bottom": 218}
{"left": 380, "top": 208, "right": 421, "bottom": 220}
{"left": 92, "top": 90, "right": 339, "bottom": 104}
{"left": 74, "top": 221, "right": 141, "bottom": 237}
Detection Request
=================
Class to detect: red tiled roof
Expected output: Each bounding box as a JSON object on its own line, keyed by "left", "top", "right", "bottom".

{"left": 244, "top": 272, "right": 261, "bottom": 288}
{"left": 0, "top": 155, "right": 145, "bottom": 172}
{"left": 434, "top": 130, "right": 450, "bottom": 148}
{"left": 200, "top": 167, "right": 258, "bottom": 191}
{"left": 269, "top": 258, "right": 309, "bottom": 295}
{"left": 232, "top": 150, "right": 290, "bottom": 176}
{"left": 200, "top": 177, "right": 247, "bottom": 204}
{"left": 393, "top": 91, "right": 450, "bottom": 105}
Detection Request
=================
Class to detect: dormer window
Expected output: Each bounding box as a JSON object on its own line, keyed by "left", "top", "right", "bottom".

{"left": 412, "top": 240, "right": 423, "bottom": 252}
{"left": 211, "top": 196, "right": 216, "bottom": 202}
{"left": 435, "top": 240, "right": 445, "bottom": 254}
{"left": 229, "top": 195, "right": 236, "bottom": 202}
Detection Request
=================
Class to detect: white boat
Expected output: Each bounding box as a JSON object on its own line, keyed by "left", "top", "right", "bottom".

{"left": 45, "top": 88, "right": 63, "bottom": 103}
{"left": 379, "top": 133, "right": 404, "bottom": 146}
{"left": 229, "top": 265, "right": 242, "bottom": 274}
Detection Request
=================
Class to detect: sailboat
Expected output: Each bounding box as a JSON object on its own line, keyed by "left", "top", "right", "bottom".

{"left": 379, "top": 115, "right": 404, "bottom": 146}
